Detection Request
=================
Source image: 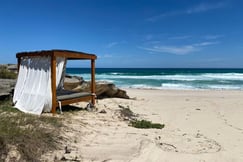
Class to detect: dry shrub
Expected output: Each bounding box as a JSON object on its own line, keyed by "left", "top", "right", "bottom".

{"left": 0, "top": 101, "right": 63, "bottom": 161}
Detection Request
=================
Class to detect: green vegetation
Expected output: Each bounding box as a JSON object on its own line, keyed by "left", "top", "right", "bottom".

{"left": 130, "top": 119, "right": 165, "bottom": 129}
{"left": 118, "top": 105, "right": 165, "bottom": 129}
{"left": 0, "top": 100, "right": 63, "bottom": 161}
{"left": 0, "top": 66, "right": 17, "bottom": 79}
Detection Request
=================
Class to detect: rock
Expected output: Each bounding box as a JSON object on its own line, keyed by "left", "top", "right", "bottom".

{"left": 60, "top": 156, "right": 66, "bottom": 161}
{"left": 0, "top": 64, "right": 18, "bottom": 77}
{"left": 88, "top": 81, "right": 129, "bottom": 99}
{"left": 64, "top": 75, "right": 84, "bottom": 91}
{"left": 64, "top": 76, "right": 129, "bottom": 99}
{"left": 0, "top": 64, "right": 17, "bottom": 101}
{"left": 7, "top": 64, "right": 17, "bottom": 73}
{"left": 99, "top": 109, "right": 107, "bottom": 114}
{"left": 5, "top": 145, "right": 21, "bottom": 162}
{"left": 65, "top": 74, "right": 84, "bottom": 83}
{"left": 0, "top": 93, "right": 11, "bottom": 100}
{"left": 64, "top": 146, "right": 71, "bottom": 154}
{"left": 0, "top": 79, "right": 16, "bottom": 101}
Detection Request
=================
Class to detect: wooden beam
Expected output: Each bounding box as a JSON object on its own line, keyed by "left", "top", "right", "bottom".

{"left": 57, "top": 96, "right": 92, "bottom": 106}
{"left": 16, "top": 51, "right": 53, "bottom": 58}
{"left": 51, "top": 55, "right": 57, "bottom": 114}
{"left": 16, "top": 50, "right": 97, "bottom": 60}
{"left": 91, "top": 59, "right": 96, "bottom": 105}
{"left": 54, "top": 51, "right": 97, "bottom": 60}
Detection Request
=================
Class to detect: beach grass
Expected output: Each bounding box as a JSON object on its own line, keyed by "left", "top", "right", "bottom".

{"left": 0, "top": 66, "right": 17, "bottom": 79}
{"left": 0, "top": 100, "right": 63, "bottom": 161}
{"left": 118, "top": 104, "right": 165, "bottom": 129}
{"left": 130, "top": 119, "right": 165, "bottom": 129}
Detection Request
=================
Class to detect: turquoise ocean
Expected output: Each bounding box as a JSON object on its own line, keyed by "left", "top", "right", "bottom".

{"left": 66, "top": 68, "right": 243, "bottom": 90}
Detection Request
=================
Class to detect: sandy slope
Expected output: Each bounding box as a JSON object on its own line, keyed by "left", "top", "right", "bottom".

{"left": 41, "top": 89, "right": 243, "bottom": 162}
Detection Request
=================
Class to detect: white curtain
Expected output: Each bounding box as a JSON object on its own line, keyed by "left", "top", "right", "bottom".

{"left": 56, "top": 57, "right": 67, "bottom": 90}
{"left": 13, "top": 58, "right": 29, "bottom": 103}
{"left": 43, "top": 57, "right": 66, "bottom": 112}
{"left": 13, "top": 56, "right": 66, "bottom": 115}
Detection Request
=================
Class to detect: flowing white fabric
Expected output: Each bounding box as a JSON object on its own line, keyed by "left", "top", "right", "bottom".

{"left": 13, "top": 58, "right": 29, "bottom": 103}
{"left": 56, "top": 57, "right": 66, "bottom": 90}
{"left": 13, "top": 56, "right": 66, "bottom": 115}
{"left": 43, "top": 57, "right": 66, "bottom": 112}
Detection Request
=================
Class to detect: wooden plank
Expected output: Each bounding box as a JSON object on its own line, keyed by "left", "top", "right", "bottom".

{"left": 57, "top": 96, "right": 92, "bottom": 106}
{"left": 54, "top": 51, "right": 97, "bottom": 60}
{"left": 51, "top": 55, "right": 57, "bottom": 114}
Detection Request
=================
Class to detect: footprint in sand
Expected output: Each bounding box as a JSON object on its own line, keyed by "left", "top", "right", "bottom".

{"left": 155, "top": 133, "right": 221, "bottom": 154}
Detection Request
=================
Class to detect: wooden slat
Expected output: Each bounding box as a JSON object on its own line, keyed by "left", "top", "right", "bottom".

{"left": 57, "top": 96, "right": 92, "bottom": 106}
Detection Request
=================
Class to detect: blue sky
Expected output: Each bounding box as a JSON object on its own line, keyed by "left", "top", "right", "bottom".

{"left": 0, "top": 0, "right": 243, "bottom": 68}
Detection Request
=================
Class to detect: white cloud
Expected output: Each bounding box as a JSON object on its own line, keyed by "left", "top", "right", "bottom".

{"left": 104, "top": 54, "right": 113, "bottom": 58}
{"left": 98, "top": 54, "right": 113, "bottom": 59}
{"left": 169, "top": 35, "right": 192, "bottom": 40}
{"left": 106, "top": 40, "right": 127, "bottom": 48}
{"left": 147, "top": 2, "right": 227, "bottom": 22}
{"left": 106, "top": 42, "right": 118, "bottom": 48}
{"left": 194, "top": 41, "right": 219, "bottom": 46}
{"left": 141, "top": 41, "right": 219, "bottom": 55}
{"left": 146, "top": 11, "right": 179, "bottom": 22}
{"left": 203, "top": 34, "right": 224, "bottom": 40}
{"left": 186, "top": 2, "right": 226, "bottom": 14}
{"left": 144, "top": 34, "right": 154, "bottom": 41}
{"left": 142, "top": 45, "right": 199, "bottom": 55}
{"left": 99, "top": 54, "right": 113, "bottom": 58}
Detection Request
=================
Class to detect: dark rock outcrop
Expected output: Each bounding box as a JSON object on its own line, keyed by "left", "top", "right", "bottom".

{"left": 0, "top": 64, "right": 17, "bottom": 100}
{"left": 0, "top": 79, "right": 16, "bottom": 100}
{"left": 64, "top": 75, "right": 85, "bottom": 90}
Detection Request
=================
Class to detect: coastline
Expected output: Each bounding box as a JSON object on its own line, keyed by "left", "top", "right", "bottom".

{"left": 124, "top": 87, "right": 243, "bottom": 92}
{"left": 67, "top": 68, "right": 243, "bottom": 91}
{"left": 42, "top": 88, "right": 243, "bottom": 162}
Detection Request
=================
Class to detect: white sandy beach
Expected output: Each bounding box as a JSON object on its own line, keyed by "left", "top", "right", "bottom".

{"left": 42, "top": 89, "right": 243, "bottom": 162}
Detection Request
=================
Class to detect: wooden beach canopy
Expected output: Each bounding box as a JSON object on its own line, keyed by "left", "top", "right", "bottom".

{"left": 13, "top": 50, "right": 97, "bottom": 115}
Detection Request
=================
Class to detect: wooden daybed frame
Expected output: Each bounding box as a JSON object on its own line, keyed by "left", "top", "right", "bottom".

{"left": 16, "top": 50, "right": 97, "bottom": 114}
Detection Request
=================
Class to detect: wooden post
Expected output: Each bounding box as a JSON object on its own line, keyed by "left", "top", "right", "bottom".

{"left": 51, "top": 55, "right": 57, "bottom": 114}
{"left": 91, "top": 59, "right": 96, "bottom": 105}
